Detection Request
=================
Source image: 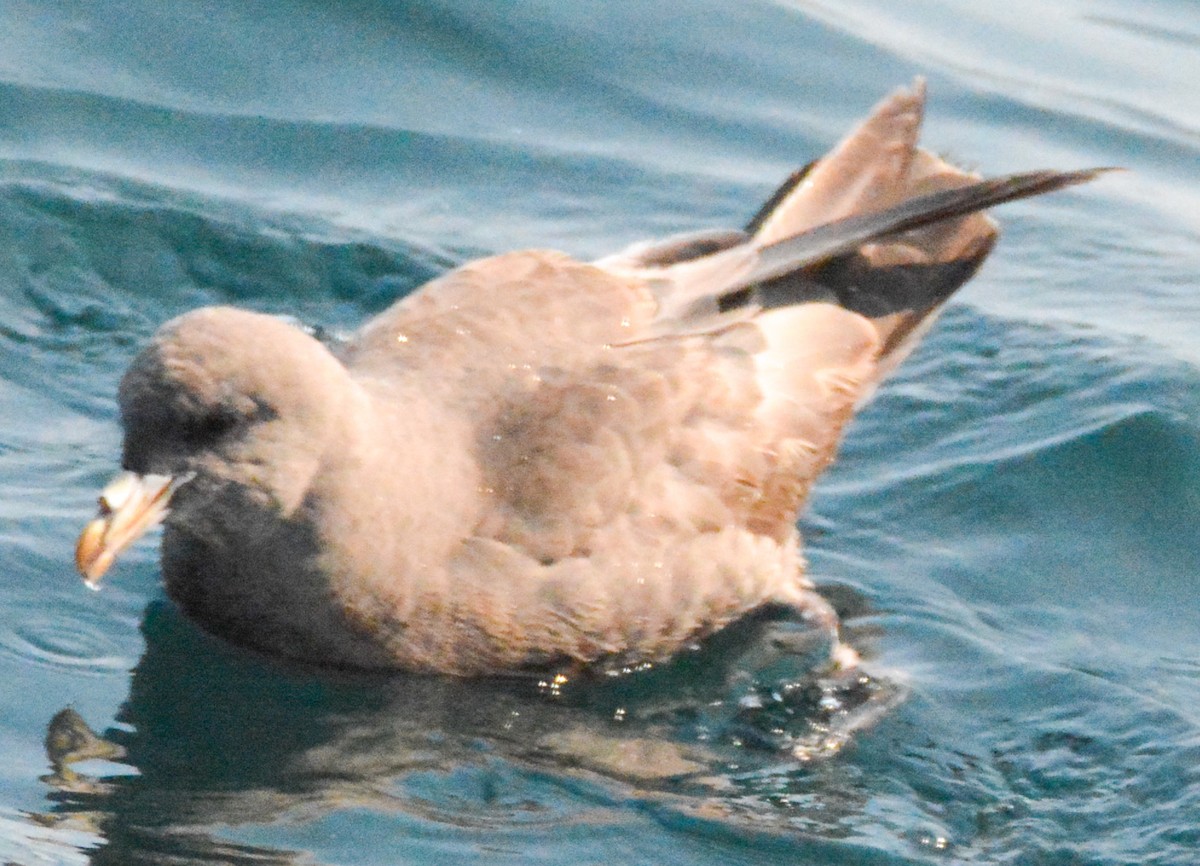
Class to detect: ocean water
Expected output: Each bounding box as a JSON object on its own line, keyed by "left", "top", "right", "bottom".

{"left": 2, "top": 1, "right": 1198, "bottom": 863}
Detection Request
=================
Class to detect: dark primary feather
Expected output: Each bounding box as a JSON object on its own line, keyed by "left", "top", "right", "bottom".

{"left": 743, "top": 160, "right": 819, "bottom": 236}
{"left": 741, "top": 168, "right": 1115, "bottom": 291}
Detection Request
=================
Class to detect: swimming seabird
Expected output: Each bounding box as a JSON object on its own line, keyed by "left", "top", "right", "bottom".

{"left": 76, "top": 82, "right": 1107, "bottom": 674}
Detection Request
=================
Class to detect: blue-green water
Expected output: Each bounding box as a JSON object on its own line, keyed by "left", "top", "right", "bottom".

{"left": 2, "top": 1, "right": 1199, "bottom": 863}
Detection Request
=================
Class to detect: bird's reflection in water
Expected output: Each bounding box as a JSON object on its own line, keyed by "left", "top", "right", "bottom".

{"left": 39, "top": 590, "right": 898, "bottom": 864}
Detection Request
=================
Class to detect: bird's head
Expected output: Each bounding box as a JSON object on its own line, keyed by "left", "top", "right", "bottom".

{"left": 76, "top": 306, "right": 351, "bottom": 586}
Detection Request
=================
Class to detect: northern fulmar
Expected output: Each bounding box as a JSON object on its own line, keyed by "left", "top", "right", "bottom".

{"left": 75, "top": 82, "right": 1109, "bottom": 674}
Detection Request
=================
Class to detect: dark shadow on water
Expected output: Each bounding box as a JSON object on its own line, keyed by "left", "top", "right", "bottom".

{"left": 35, "top": 591, "right": 899, "bottom": 865}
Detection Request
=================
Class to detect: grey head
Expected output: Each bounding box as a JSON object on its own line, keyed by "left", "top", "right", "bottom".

{"left": 77, "top": 307, "right": 352, "bottom": 586}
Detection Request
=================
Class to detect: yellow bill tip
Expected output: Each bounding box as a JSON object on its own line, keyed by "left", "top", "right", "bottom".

{"left": 75, "top": 517, "right": 114, "bottom": 586}
{"left": 74, "top": 472, "right": 188, "bottom": 588}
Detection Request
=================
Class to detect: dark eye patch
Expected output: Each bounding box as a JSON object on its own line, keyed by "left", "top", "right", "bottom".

{"left": 187, "top": 408, "right": 243, "bottom": 446}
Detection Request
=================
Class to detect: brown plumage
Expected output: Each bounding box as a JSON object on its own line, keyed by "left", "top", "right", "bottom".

{"left": 76, "top": 81, "right": 1109, "bottom": 674}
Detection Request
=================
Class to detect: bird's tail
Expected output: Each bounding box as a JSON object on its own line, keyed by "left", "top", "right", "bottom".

{"left": 606, "top": 80, "right": 1112, "bottom": 379}
{"left": 734, "top": 80, "right": 1111, "bottom": 374}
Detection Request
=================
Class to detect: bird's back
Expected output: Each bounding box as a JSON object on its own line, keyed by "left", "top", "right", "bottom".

{"left": 312, "top": 81, "right": 1099, "bottom": 673}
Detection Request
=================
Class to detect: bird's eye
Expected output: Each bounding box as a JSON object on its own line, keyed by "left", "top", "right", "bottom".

{"left": 189, "top": 410, "right": 240, "bottom": 445}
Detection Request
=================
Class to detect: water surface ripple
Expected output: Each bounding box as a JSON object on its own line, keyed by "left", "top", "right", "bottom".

{"left": 1, "top": 1, "right": 1198, "bottom": 864}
